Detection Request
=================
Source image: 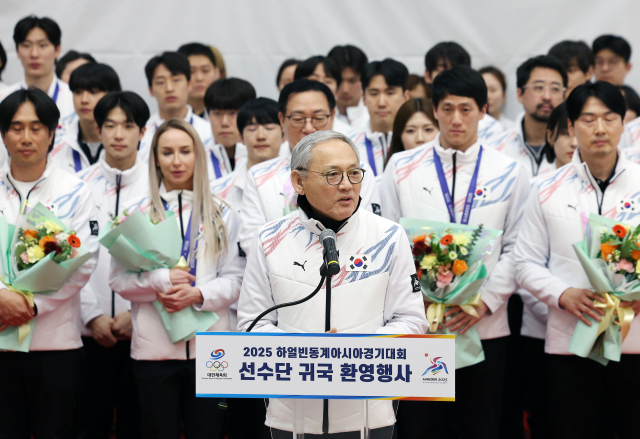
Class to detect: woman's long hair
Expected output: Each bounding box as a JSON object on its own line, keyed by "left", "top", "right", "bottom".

{"left": 543, "top": 103, "right": 569, "bottom": 165}
{"left": 386, "top": 98, "right": 438, "bottom": 167}
{"left": 148, "top": 118, "right": 227, "bottom": 261}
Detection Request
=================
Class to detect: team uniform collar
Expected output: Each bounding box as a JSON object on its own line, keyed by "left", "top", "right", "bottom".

{"left": 297, "top": 197, "right": 361, "bottom": 236}
{"left": 432, "top": 134, "right": 482, "bottom": 165}
{"left": 572, "top": 146, "right": 627, "bottom": 191}
{"left": 98, "top": 157, "right": 145, "bottom": 186}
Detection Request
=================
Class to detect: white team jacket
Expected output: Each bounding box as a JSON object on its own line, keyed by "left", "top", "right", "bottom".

{"left": 336, "top": 98, "right": 370, "bottom": 133}
{"left": 477, "top": 113, "right": 505, "bottom": 143}
{"left": 486, "top": 113, "right": 557, "bottom": 179}
{"left": 78, "top": 158, "right": 151, "bottom": 336}
{"left": 351, "top": 125, "right": 393, "bottom": 178}
{"left": 237, "top": 207, "right": 428, "bottom": 433}
{"left": 109, "top": 185, "right": 245, "bottom": 360}
{"left": 238, "top": 156, "right": 382, "bottom": 254}
{"left": 137, "top": 106, "right": 231, "bottom": 183}
{"left": 514, "top": 148, "right": 640, "bottom": 355}
{"left": 379, "top": 135, "right": 531, "bottom": 340}
{"left": 0, "top": 159, "right": 99, "bottom": 350}
{"left": 50, "top": 115, "right": 105, "bottom": 174}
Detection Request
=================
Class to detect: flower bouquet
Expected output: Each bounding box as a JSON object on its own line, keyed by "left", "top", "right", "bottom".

{"left": 401, "top": 218, "right": 503, "bottom": 368}
{"left": 0, "top": 203, "right": 92, "bottom": 351}
{"left": 569, "top": 213, "right": 640, "bottom": 365}
{"left": 99, "top": 208, "right": 218, "bottom": 343}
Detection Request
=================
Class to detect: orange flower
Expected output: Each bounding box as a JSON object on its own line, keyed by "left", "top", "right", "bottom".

{"left": 413, "top": 235, "right": 427, "bottom": 244}
{"left": 68, "top": 235, "right": 81, "bottom": 248}
{"left": 38, "top": 235, "right": 54, "bottom": 248}
{"left": 416, "top": 268, "right": 423, "bottom": 279}
{"left": 612, "top": 225, "right": 627, "bottom": 239}
{"left": 600, "top": 242, "right": 618, "bottom": 261}
{"left": 452, "top": 259, "right": 468, "bottom": 276}
{"left": 23, "top": 229, "right": 38, "bottom": 239}
{"left": 440, "top": 234, "right": 453, "bottom": 246}
{"left": 632, "top": 250, "right": 640, "bottom": 260}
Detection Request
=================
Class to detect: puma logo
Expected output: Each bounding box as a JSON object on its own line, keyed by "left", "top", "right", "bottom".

{"left": 293, "top": 260, "right": 307, "bottom": 271}
{"left": 567, "top": 204, "right": 578, "bottom": 211}
{"left": 423, "top": 187, "right": 433, "bottom": 195}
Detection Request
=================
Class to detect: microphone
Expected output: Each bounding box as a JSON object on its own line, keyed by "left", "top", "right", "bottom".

{"left": 320, "top": 229, "right": 340, "bottom": 276}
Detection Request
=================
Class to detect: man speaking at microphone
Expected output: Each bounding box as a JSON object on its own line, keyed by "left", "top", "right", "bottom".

{"left": 237, "top": 130, "right": 428, "bottom": 438}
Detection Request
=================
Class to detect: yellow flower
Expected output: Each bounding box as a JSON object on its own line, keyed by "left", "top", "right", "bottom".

{"left": 43, "top": 220, "right": 63, "bottom": 234}
{"left": 636, "top": 259, "right": 640, "bottom": 274}
{"left": 420, "top": 254, "right": 437, "bottom": 270}
{"left": 26, "top": 245, "right": 45, "bottom": 263}
{"left": 453, "top": 233, "right": 470, "bottom": 246}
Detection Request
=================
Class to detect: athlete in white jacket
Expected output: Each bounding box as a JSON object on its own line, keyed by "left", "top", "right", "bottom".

{"left": 0, "top": 88, "right": 99, "bottom": 437}
{"left": 237, "top": 131, "right": 427, "bottom": 436}
{"left": 239, "top": 80, "right": 381, "bottom": 254}
{"left": 75, "top": 91, "right": 151, "bottom": 438}
{"left": 379, "top": 67, "right": 530, "bottom": 439}
{"left": 109, "top": 118, "right": 243, "bottom": 439}
{"left": 514, "top": 82, "right": 640, "bottom": 439}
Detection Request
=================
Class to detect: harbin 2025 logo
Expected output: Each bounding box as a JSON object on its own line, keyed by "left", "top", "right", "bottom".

{"left": 422, "top": 353, "right": 448, "bottom": 383}
{"left": 205, "top": 349, "right": 229, "bottom": 379}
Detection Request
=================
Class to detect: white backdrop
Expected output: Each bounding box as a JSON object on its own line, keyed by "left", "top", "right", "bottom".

{"left": 2, "top": 0, "right": 640, "bottom": 118}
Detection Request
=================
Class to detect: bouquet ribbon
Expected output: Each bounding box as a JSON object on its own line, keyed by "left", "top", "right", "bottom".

{"left": 595, "top": 292, "right": 634, "bottom": 342}
{"left": 426, "top": 293, "right": 482, "bottom": 333}
{"left": 174, "top": 256, "right": 189, "bottom": 270}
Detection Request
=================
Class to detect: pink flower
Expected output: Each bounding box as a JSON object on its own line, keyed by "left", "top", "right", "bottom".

{"left": 20, "top": 252, "right": 29, "bottom": 263}
{"left": 436, "top": 270, "right": 454, "bottom": 288}
{"left": 71, "top": 249, "right": 78, "bottom": 258}
{"left": 617, "top": 259, "right": 635, "bottom": 273}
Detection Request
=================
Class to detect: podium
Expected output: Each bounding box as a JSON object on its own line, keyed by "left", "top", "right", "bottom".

{"left": 197, "top": 332, "right": 455, "bottom": 438}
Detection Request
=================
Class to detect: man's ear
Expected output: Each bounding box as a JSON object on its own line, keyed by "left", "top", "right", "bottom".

{"left": 516, "top": 87, "right": 524, "bottom": 105}
{"left": 424, "top": 70, "right": 432, "bottom": 84}
{"left": 291, "top": 170, "right": 305, "bottom": 195}
{"left": 139, "top": 126, "right": 146, "bottom": 142}
{"left": 149, "top": 87, "right": 155, "bottom": 98}
{"left": 567, "top": 118, "right": 575, "bottom": 137}
{"left": 278, "top": 112, "right": 285, "bottom": 126}
{"left": 403, "top": 90, "right": 410, "bottom": 102}
{"left": 626, "top": 62, "right": 633, "bottom": 74}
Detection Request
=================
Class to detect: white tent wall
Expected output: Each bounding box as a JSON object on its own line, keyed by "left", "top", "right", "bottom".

{"left": 1, "top": 0, "right": 639, "bottom": 118}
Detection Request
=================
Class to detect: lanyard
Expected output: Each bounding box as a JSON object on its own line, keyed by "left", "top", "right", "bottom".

{"left": 209, "top": 150, "right": 222, "bottom": 179}
{"left": 364, "top": 136, "right": 378, "bottom": 176}
{"left": 162, "top": 198, "right": 197, "bottom": 281}
{"left": 52, "top": 81, "right": 59, "bottom": 103}
{"left": 432, "top": 146, "right": 483, "bottom": 225}
{"left": 72, "top": 150, "right": 82, "bottom": 172}
{"left": 189, "top": 116, "right": 193, "bottom": 125}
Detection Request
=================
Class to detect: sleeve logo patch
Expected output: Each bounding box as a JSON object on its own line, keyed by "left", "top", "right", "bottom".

{"left": 89, "top": 220, "right": 99, "bottom": 236}
{"left": 410, "top": 273, "right": 421, "bottom": 293}
{"left": 371, "top": 203, "right": 381, "bottom": 216}
{"left": 237, "top": 242, "right": 246, "bottom": 257}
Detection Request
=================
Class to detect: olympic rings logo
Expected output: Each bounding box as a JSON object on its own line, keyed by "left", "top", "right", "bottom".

{"left": 206, "top": 360, "right": 228, "bottom": 371}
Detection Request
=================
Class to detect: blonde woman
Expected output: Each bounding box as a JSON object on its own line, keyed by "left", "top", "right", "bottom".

{"left": 109, "top": 118, "right": 244, "bottom": 439}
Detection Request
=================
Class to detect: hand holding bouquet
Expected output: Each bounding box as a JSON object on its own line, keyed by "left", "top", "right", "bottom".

{"left": 570, "top": 214, "right": 640, "bottom": 364}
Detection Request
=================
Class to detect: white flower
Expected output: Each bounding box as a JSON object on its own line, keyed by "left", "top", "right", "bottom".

{"left": 448, "top": 251, "right": 457, "bottom": 259}
{"left": 56, "top": 232, "right": 69, "bottom": 244}
{"left": 460, "top": 247, "right": 468, "bottom": 256}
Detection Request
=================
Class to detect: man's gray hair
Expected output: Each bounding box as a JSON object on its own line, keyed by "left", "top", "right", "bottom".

{"left": 290, "top": 130, "right": 360, "bottom": 174}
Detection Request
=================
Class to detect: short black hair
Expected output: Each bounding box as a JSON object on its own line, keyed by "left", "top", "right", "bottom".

{"left": 276, "top": 58, "right": 299, "bottom": 87}
{"left": 294, "top": 56, "right": 342, "bottom": 88}
{"left": 361, "top": 58, "right": 409, "bottom": 91}
{"left": 236, "top": 97, "right": 280, "bottom": 133}
{"left": 619, "top": 85, "right": 640, "bottom": 118}
{"left": 327, "top": 45, "right": 368, "bottom": 76}
{"left": 566, "top": 81, "right": 626, "bottom": 123}
{"left": 548, "top": 41, "right": 594, "bottom": 74}
{"left": 69, "top": 63, "right": 121, "bottom": 94}
{"left": 0, "top": 40, "right": 7, "bottom": 81}
{"left": 93, "top": 91, "right": 150, "bottom": 130}
{"left": 177, "top": 42, "right": 217, "bottom": 68}
{"left": 278, "top": 79, "right": 336, "bottom": 115}
{"left": 543, "top": 102, "right": 569, "bottom": 163}
{"left": 425, "top": 42, "right": 471, "bottom": 74}
{"left": 431, "top": 66, "right": 487, "bottom": 110}
{"left": 0, "top": 88, "right": 60, "bottom": 150}
{"left": 516, "top": 55, "right": 568, "bottom": 89}
{"left": 55, "top": 50, "right": 97, "bottom": 78}
{"left": 13, "top": 16, "right": 61, "bottom": 47}
{"left": 144, "top": 52, "right": 191, "bottom": 87}
{"left": 593, "top": 35, "right": 632, "bottom": 63}
{"left": 204, "top": 78, "right": 256, "bottom": 112}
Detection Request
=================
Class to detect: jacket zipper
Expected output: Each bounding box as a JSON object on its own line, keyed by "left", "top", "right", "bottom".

{"left": 451, "top": 152, "right": 457, "bottom": 203}
{"left": 112, "top": 174, "right": 122, "bottom": 318}
{"left": 6, "top": 173, "right": 47, "bottom": 214}
{"left": 177, "top": 192, "right": 190, "bottom": 360}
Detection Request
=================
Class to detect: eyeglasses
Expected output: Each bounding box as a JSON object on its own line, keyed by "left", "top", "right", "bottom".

{"left": 305, "top": 168, "right": 366, "bottom": 186}
{"left": 522, "top": 83, "right": 566, "bottom": 97}
{"left": 595, "top": 57, "right": 624, "bottom": 68}
{"left": 285, "top": 114, "right": 331, "bottom": 129}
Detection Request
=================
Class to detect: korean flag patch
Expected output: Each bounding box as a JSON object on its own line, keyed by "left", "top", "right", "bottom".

{"left": 619, "top": 198, "right": 636, "bottom": 213}
{"left": 347, "top": 254, "right": 368, "bottom": 271}
{"left": 474, "top": 186, "right": 490, "bottom": 200}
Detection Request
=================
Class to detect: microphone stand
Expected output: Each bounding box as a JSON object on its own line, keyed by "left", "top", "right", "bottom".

{"left": 319, "top": 259, "right": 335, "bottom": 434}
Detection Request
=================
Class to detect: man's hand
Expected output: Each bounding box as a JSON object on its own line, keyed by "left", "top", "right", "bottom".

{"left": 0, "top": 288, "right": 34, "bottom": 332}
{"left": 443, "top": 301, "right": 489, "bottom": 335}
{"left": 169, "top": 268, "right": 196, "bottom": 286}
{"left": 619, "top": 300, "right": 640, "bottom": 317}
{"left": 559, "top": 288, "right": 605, "bottom": 325}
{"left": 111, "top": 311, "right": 133, "bottom": 340}
{"left": 88, "top": 315, "right": 117, "bottom": 348}
{"left": 156, "top": 284, "right": 203, "bottom": 313}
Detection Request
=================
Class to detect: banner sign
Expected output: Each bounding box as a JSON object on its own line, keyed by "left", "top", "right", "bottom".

{"left": 196, "top": 332, "right": 455, "bottom": 401}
